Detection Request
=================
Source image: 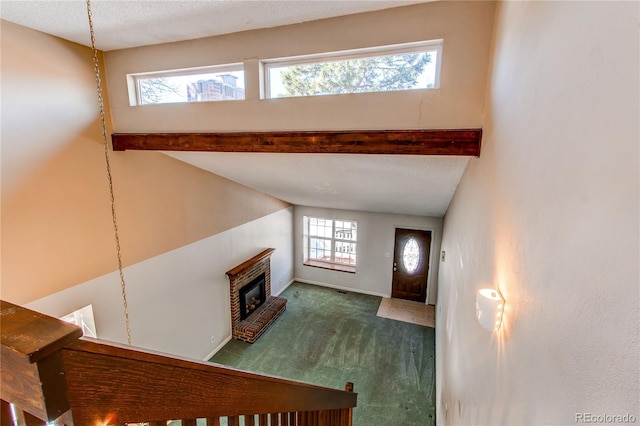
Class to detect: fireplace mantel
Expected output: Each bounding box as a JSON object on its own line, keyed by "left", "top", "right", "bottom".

{"left": 226, "top": 248, "right": 286, "bottom": 343}
{"left": 225, "top": 248, "right": 275, "bottom": 281}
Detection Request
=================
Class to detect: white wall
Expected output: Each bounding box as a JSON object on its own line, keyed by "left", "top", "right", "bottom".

{"left": 27, "top": 207, "right": 294, "bottom": 361}
{"left": 437, "top": 1, "right": 639, "bottom": 424}
{"left": 294, "top": 206, "right": 442, "bottom": 304}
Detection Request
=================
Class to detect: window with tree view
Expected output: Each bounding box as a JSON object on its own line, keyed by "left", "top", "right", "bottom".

{"left": 265, "top": 40, "right": 442, "bottom": 99}
{"left": 304, "top": 216, "right": 357, "bottom": 272}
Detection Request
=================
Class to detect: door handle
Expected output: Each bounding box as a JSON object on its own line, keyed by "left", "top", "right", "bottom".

{"left": 393, "top": 267, "right": 397, "bottom": 271}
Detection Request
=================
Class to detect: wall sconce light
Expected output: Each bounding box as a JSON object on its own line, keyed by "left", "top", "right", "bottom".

{"left": 476, "top": 289, "right": 504, "bottom": 331}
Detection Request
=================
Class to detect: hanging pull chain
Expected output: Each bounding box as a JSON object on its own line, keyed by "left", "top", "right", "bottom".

{"left": 86, "top": 0, "right": 132, "bottom": 346}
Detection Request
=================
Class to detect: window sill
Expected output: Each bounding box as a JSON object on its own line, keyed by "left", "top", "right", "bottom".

{"left": 303, "top": 260, "right": 356, "bottom": 274}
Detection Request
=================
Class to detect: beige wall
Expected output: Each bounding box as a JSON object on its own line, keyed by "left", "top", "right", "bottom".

{"left": 104, "top": 1, "right": 495, "bottom": 133}
{"left": 1, "top": 21, "right": 289, "bottom": 305}
{"left": 437, "top": 1, "right": 639, "bottom": 424}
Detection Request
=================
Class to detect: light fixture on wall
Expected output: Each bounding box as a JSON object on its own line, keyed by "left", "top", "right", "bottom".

{"left": 476, "top": 289, "right": 504, "bottom": 331}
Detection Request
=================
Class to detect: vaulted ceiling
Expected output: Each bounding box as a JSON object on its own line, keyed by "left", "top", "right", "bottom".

{"left": 1, "top": 0, "right": 490, "bottom": 217}
{"left": 0, "top": 0, "right": 432, "bottom": 51}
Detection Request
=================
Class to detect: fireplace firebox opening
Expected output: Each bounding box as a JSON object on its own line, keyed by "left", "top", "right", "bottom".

{"left": 239, "top": 273, "right": 266, "bottom": 320}
{"left": 226, "top": 248, "right": 286, "bottom": 343}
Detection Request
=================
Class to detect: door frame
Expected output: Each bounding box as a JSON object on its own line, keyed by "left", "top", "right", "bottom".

{"left": 391, "top": 225, "right": 436, "bottom": 305}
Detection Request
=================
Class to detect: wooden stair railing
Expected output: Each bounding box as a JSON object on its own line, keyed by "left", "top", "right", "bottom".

{"left": 0, "top": 301, "right": 356, "bottom": 425}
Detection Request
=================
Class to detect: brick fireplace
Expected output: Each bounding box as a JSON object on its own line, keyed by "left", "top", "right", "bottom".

{"left": 226, "top": 248, "right": 287, "bottom": 343}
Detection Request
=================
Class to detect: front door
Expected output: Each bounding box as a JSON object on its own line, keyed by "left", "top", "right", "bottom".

{"left": 391, "top": 228, "right": 431, "bottom": 302}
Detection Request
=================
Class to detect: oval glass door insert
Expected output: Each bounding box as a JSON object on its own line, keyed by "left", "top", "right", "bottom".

{"left": 402, "top": 238, "right": 420, "bottom": 273}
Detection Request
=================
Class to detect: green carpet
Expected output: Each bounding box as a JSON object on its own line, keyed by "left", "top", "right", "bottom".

{"left": 210, "top": 282, "right": 436, "bottom": 425}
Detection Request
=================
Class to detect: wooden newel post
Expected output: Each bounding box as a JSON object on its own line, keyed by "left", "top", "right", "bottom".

{"left": 344, "top": 382, "right": 354, "bottom": 426}
{"left": 0, "top": 300, "right": 82, "bottom": 422}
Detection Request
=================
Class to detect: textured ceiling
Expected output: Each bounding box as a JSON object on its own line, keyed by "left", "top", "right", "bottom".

{"left": 0, "top": 0, "right": 430, "bottom": 51}
{"left": 166, "top": 152, "right": 470, "bottom": 217}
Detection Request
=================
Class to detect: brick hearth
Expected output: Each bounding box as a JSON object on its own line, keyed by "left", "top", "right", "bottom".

{"left": 226, "top": 248, "right": 286, "bottom": 343}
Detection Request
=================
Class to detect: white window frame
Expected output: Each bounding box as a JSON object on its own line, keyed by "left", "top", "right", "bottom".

{"left": 126, "top": 63, "right": 245, "bottom": 106}
{"left": 303, "top": 216, "right": 358, "bottom": 271}
{"left": 262, "top": 39, "right": 443, "bottom": 99}
{"left": 60, "top": 304, "right": 97, "bottom": 338}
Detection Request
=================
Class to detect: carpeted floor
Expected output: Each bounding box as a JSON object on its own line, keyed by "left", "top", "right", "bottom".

{"left": 210, "top": 282, "right": 436, "bottom": 426}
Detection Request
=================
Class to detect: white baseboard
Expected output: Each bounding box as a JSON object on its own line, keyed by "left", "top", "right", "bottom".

{"left": 205, "top": 277, "right": 294, "bottom": 362}
{"left": 274, "top": 278, "right": 296, "bottom": 297}
{"left": 203, "top": 334, "right": 232, "bottom": 361}
{"left": 293, "top": 278, "right": 389, "bottom": 298}
{"left": 204, "top": 278, "right": 386, "bottom": 362}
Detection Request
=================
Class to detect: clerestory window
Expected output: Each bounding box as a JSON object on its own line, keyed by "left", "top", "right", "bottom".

{"left": 263, "top": 39, "right": 442, "bottom": 99}
{"left": 127, "top": 64, "right": 245, "bottom": 106}
{"left": 126, "top": 40, "right": 443, "bottom": 106}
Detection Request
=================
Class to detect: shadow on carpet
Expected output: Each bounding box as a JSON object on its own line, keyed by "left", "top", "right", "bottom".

{"left": 210, "top": 282, "right": 436, "bottom": 426}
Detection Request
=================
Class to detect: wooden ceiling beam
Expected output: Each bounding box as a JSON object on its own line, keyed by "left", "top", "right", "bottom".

{"left": 111, "top": 129, "right": 482, "bottom": 156}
